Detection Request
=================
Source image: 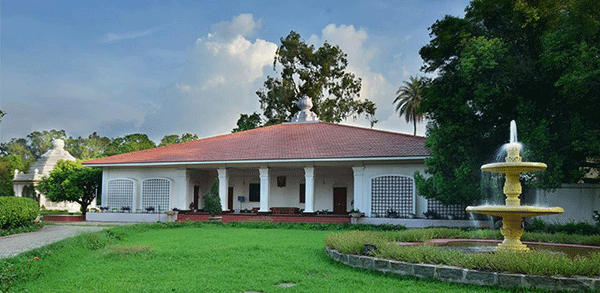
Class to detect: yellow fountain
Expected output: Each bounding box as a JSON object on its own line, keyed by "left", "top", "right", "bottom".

{"left": 466, "top": 121, "right": 564, "bottom": 252}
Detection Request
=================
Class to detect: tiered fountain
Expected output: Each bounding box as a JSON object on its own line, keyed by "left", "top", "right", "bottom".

{"left": 466, "top": 121, "right": 564, "bottom": 252}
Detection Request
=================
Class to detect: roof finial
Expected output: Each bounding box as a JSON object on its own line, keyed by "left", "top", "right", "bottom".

{"left": 291, "top": 96, "right": 320, "bottom": 123}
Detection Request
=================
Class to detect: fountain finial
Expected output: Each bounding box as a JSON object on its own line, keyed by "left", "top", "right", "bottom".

{"left": 510, "top": 120, "right": 518, "bottom": 143}
{"left": 506, "top": 121, "right": 522, "bottom": 163}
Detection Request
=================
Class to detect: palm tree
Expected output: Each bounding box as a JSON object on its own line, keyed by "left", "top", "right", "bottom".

{"left": 394, "top": 76, "right": 426, "bottom": 136}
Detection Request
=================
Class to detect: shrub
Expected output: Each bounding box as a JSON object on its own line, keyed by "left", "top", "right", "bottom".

{"left": 526, "top": 218, "right": 600, "bottom": 235}
{"left": 0, "top": 197, "right": 39, "bottom": 229}
{"left": 204, "top": 179, "right": 221, "bottom": 216}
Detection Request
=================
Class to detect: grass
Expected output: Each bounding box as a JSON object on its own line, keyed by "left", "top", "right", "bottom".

{"left": 2, "top": 222, "right": 533, "bottom": 293}
{"left": 325, "top": 229, "right": 600, "bottom": 277}
{"left": 0, "top": 222, "right": 43, "bottom": 237}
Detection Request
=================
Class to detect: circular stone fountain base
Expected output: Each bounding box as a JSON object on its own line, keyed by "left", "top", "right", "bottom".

{"left": 325, "top": 247, "right": 600, "bottom": 291}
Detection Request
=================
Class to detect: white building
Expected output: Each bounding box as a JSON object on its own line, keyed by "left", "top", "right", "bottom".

{"left": 13, "top": 139, "right": 94, "bottom": 212}
{"left": 83, "top": 97, "right": 462, "bottom": 222}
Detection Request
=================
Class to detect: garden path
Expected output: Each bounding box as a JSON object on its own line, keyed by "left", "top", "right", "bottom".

{"left": 0, "top": 222, "right": 127, "bottom": 259}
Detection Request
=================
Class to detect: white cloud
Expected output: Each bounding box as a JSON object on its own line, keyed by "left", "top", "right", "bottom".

{"left": 211, "top": 13, "right": 261, "bottom": 40}
{"left": 103, "top": 26, "right": 160, "bottom": 43}
{"left": 307, "top": 24, "right": 424, "bottom": 135}
{"left": 140, "top": 14, "right": 278, "bottom": 139}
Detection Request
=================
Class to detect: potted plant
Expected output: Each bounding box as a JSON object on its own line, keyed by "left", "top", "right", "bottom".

{"left": 423, "top": 210, "right": 439, "bottom": 219}
{"left": 204, "top": 179, "right": 222, "bottom": 222}
{"left": 349, "top": 209, "right": 362, "bottom": 218}
{"left": 165, "top": 209, "right": 178, "bottom": 222}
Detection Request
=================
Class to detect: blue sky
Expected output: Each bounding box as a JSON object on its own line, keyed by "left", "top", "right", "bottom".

{"left": 1, "top": 0, "right": 471, "bottom": 143}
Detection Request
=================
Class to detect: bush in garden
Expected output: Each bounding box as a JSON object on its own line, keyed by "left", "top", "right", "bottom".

{"left": 204, "top": 179, "right": 222, "bottom": 217}
{"left": 0, "top": 196, "right": 39, "bottom": 229}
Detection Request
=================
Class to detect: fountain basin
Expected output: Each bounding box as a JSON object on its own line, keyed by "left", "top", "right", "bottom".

{"left": 466, "top": 205, "right": 564, "bottom": 218}
{"left": 428, "top": 239, "right": 600, "bottom": 258}
{"left": 481, "top": 162, "right": 547, "bottom": 173}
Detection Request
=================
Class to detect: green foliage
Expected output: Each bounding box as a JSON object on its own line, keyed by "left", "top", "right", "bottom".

{"left": 158, "top": 132, "right": 198, "bottom": 147}
{"left": 104, "top": 133, "right": 156, "bottom": 156}
{"left": 65, "top": 132, "right": 111, "bottom": 159}
{"left": 417, "top": 0, "right": 600, "bottom": 204}
{"left": 0, "top": 154, "right": 27, "bottom": 197}
{"left": 36, "top": 160, "right": 102, "bottom": 216}
{"left": 256, "top": 31, "right": 376, "bottom": 126}
{"left": 526, "top": 218, "right": 600, "bottom": 235}
{"left": 0, "top": 196, "right": 39, "bottom": 229}
{"left": 0, "top": 222, "right": 43, "bottom": 237}
{"left": 26, "top": 130, "right": 67, "bottom": 158}
{"left": 232, "top": 112, "right": 263, "bottom": 133}
{"left": 203, "top": 179, "right": 222, "bottom": 216}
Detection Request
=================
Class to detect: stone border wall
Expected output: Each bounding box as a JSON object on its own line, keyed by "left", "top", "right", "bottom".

{"left": 325, "top": 247, "right": 599, "bottom": 291}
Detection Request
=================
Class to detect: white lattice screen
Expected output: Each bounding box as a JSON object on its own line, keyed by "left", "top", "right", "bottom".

{"left": 371, "top": 175, "right": 414, "bottom": 218}
{"left": 142, "top": 178, "right": 170, "bottom": 211}
{"left": 106, "top": 179, "right": 134, "bottom": 209}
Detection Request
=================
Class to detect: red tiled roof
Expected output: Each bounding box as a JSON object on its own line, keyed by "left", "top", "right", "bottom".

{"left": 82, "top": 122, "right": 429, "bottom": 166}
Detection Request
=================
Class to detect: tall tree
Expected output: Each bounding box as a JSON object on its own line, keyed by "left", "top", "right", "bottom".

{"left": 255, "top": 31, "right": 376, "bottom": 126}
{"left": 415, "top": 0, "right": 600, "bottom": 206}
{"left": 158, "top": 133, "right": 198, "bottom": 147}
{"left": 105, "top": 134, "right": 156, "bottom": 156}
{"left": 36, "top": 160, "right": 102, "bottom": 216}
{"left": 232, "top": 112, "right": 263, "bottom": 133}
{"left": 394, "top": 76, "right": 426, "bottom": 135}
{"left": 27, "top": 130, "right": 67, "bottom": 158}
{"left": 66, "top": 132, "right": 111, "bottom": 160}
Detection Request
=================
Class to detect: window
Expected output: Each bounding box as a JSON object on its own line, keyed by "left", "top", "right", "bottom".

{"left": 107, "top": 179, "right": 134, "bottom": 209}
{"left": 299, "top": 183, "right": 305, "bottom": 203}
{"left": 142, "top": 178, "right": 171, "bottom": 211}
{"left": 249, "top": 183, "right": 260, "bottom": 202}
{"left": 371, "top": 175, "right": 414, "bottom": 218}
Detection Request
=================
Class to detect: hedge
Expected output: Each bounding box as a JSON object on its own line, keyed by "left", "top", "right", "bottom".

{"left": 0, "top": 197, "right": 39, "bottom": 229}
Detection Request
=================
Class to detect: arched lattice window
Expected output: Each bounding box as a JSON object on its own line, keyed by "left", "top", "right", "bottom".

{"left": 142, "top": 178, "right": 171, "bottom": 211}
{"left": 107, "top": 179, "right": 134, "bottom": 209}
{"left": 371, "top": 175, "right": 414, "bottom": 218}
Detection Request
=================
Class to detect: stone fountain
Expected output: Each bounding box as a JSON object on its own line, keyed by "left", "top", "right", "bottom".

{"left": 466, "top": 121, "right": 564, "bottom": 252}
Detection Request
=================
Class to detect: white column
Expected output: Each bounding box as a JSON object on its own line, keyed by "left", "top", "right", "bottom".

{"left": 101, "top": 169, "right": 109, "bottom": 208}
{"left": 217, "top": 168, "right": 229, "bottom": 211}
{"left": 177, "top": 169, "right": 187, "bottom": 210}
{"left": 352, "top": 166, "right": 365, "bottom": 214}
{"left": 13, "top": 184, "right": 24, "bottom": 197}
{"left": 304, "top": 166, "right": 315, "bottom": 213}
{"left": 259, "top": 167, "right": 270, "bottom": 212}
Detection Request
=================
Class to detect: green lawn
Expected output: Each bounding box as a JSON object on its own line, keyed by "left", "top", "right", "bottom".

{"left": 5, "top": 224, "right": 534, "bottom": 292}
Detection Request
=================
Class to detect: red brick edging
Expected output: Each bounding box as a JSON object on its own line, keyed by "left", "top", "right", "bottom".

{"left": 177, "top": 213, "right": 350, "bottom": 224}
{"left": 42, "top": 215, "right": 86, "bottom": 222}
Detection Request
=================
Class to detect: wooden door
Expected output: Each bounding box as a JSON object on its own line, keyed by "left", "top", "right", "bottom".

{"left": 193, "top": 186, "right": 200, "bottom": 209}
{"left": 333, "top": 187, "right": 347, "bottom": 214}
{"left": 228, "top": 187, "right": 234, "bottom": 211}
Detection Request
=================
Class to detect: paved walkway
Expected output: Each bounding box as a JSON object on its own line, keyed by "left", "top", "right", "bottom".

{"left": 0, "top": 222, "right": 128, "bottom": 259}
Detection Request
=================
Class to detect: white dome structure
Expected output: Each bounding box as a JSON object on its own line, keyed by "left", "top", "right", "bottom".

{"left": 13, "top": 139, "right": 93, "bottom": 212}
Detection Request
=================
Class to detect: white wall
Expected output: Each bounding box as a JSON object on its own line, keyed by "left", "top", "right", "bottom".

{"left": 356, "top": 163, "right": 428, "bottom": 218}
{"left": 102, "top": 167, "right": 187, "bottom": 211}
{"left": 534, "top": 184, "right": 600, "bottom": 224}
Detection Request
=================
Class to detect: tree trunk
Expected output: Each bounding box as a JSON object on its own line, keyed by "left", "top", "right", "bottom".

{"left": 413, "top": 119, "right": 417, "bottom": 136}
{"left": 80, "top": 202, "right": 88, "bottom": 217}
